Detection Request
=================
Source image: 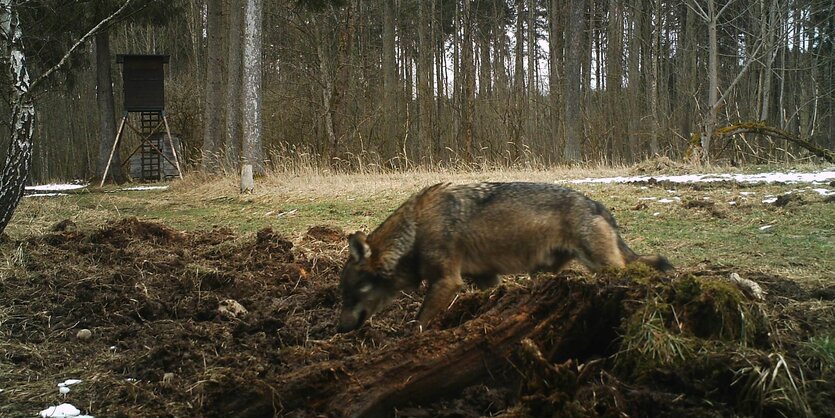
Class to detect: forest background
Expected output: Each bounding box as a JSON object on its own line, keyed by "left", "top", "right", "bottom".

{"left": 2, "top": 0, "right": 833, "bottom": 184}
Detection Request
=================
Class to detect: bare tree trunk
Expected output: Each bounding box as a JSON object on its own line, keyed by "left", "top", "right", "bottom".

{"left": 224, "top": 0, "right": 244, "bottom": 168}
{"left": 0, "top": 0, "right": 34, "bottom": 234}
{"left": 648, "top": 0, "right": 660, "bottom": 156}
{"left": 417, "top": 0, "right": 432, "bottom": 162}
{"left": 461, "top": 0, "right": 475, "bottom": 161}
{"left": 242, "top": 0, "right": 264, "bottom": 174}
{"left": 202, "top": 0, "right": 224, "bottom": 172}
{"left": 562, "top": 0, "right": 584, "bottom": 162}
{"left": 94, "top": 28, "right": 123, "bottom": 183}
{"left": 549, "top": 0, "right": 563, "bottom": 160}
{"left": 606, "top": 0, "right": 624, "bottom": 163}
{"left": 332, "top": 1, "right": 356, "bottom": 158}
{"left": 381, "top": 0, "right": 398, "bottom": 158}
{"left": 526, "top": 0, "right": 537, "bottom": 147}
{"left": 701, "top": 0, "right": 719, "bottom": 163}
{"left": 625, "top": 0, "right": 642, "bottom": 163}
{"left": 678, "top": 3, "right": 696, "bottom": 147}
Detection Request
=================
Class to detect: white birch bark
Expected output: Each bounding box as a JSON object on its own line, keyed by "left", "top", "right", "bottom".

{"left": 0, "top": 0, "right": 35, "bottom": 234}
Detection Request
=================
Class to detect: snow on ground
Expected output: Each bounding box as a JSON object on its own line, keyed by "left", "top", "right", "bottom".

{"left": 34, "top": 380, "right": 91, "bottom": 417}
{"left": 25, "top": 184, "right": 87, "bottom": 192}
{"left": 26, "top": 193, "right": 68, "bottom": 198}
{"left": 23, "top": 183, "right": 169, "bottom": 198}
{"left": 38, "top": 402, "right": 93, "bottom": 418}
{"left": 568, "top": 170, "right": 835, "bottom": 185}
{"left": 119, "top": 185, "right": 169, "bottom": 191}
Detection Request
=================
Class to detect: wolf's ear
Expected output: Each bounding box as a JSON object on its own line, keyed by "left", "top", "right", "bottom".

{"left": 348, "top": 232, "right": 371, "bottom": 262}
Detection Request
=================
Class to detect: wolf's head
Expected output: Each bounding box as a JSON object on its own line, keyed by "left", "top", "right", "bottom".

{"left": 336, "top": 232, "right": 396, "bottom": 332}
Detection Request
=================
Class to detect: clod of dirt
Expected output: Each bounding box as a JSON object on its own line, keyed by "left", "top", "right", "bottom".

{"left": 683, "top": 199, "right": 727, "bottom": 218}
{"left": 633, "top": 202, "right": 649, "bottom": 210}
{"left": 255, "top": 227, "right": 294, "bottom": 262}
{"left": 306, "top": 225, "right": 345, "bottom": 242}
{"left": 218, "top": 299, "right": 248, "bottom": 320}
{"left": 630, "top": 156, "right": 688, "bottom": 175}
{"left": 76, "top": 329, "right": 92, "bottom": 340}
{"left": 774, "top": 193, "right": 802, "bottom": 207}
{"left": 51, "top": 219, "right": 77, "bottom": 232}
{"left": 88, "top": 217, "right": 183, "bottom": 247}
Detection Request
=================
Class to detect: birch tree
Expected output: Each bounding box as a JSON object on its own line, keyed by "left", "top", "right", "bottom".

{"left": 0, "top": 0, "right": 34, "bottom": 234}
{"left": 0, "top": 0, "right": 132, "bottom": 235}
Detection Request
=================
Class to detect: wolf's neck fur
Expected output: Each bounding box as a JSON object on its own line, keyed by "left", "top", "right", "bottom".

{"left": 367, "top": 197, "right": 417, "bottom": 278}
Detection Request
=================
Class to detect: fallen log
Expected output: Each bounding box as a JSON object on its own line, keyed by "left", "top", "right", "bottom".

{"left": 267, "top": 277, "right": 630, "bottom": 417}
{"left": 717, "top": 122, "right": 835, "bottom": 163}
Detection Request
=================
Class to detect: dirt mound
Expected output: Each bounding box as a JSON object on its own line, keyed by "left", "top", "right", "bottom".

{"left": 630, "top": 156, "right": 689, "bottom": 175}
{"left": 1, "top": 219, "right": 833, "bottom": 417}
{"left": 87, "top": 217, "right": 184, "bottom": 247}
{"left": 306, "top": 225, "right": 345, "bottom": 242}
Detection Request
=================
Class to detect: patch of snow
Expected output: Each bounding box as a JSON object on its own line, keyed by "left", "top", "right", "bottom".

{"left": 762, "top": 197, "right": 778, "bottom": 204}
{"left": 25, "top": 184, "right": 86, "bottom": 192}
{"left": 639, "top": 197, "right": 658, "bottom": 200}
{"left": 39, "top": 403, "right": 82, "bottom": 418}
{"left": 759, "top": 225, "right": 774, "bottom": 231}
{"left": 728, "top": 201, "right": 737, "bottom": 205}
{"left": 25, "top": 193, "right": 67, "bottom": 198}
{"left": 811, "top": 188, "right": 834, "bottom": 196}
{"left": 568, "top": 170, "right": 835, "bottom": 185}
{"left": 739, "top": 191, "right": 756, "bottom": 196}
{"left": 657, "top": 198, "right": 676, "bottom": 203}
{"left": 652, "top": 212, "right": 661, "bottom": 216}
{"left": 120, "top": 185, "right": 169, "bottom": 191}
{"left": 57, "top": 379, "right": 81, "bottom": 387}
{"left": 59, "top": 386, "right": 70, "bottom": 395}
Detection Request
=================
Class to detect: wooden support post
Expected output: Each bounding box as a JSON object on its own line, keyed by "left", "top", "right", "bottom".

{"left": 100, "top": 114, "right": 128, "bottom": 187}
{"left": 162, "top": 114, "right": 184, "bottom": 179}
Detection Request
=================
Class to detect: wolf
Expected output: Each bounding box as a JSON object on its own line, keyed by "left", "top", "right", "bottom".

{"left": 336, "top": 182, "right": 672, "bottom": 332}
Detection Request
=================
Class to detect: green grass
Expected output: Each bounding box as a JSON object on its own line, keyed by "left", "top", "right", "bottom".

{"left": 7, "top": 169, "right": 834, "bottom": 283}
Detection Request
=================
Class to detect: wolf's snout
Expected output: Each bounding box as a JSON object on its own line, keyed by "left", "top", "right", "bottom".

{"left": 336, "top": 308, "right": 367, "bottom": 333}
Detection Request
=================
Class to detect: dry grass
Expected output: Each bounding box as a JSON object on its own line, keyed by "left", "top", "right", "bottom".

{"left": 170, "top": 164, "right": 635, "bottom": 203}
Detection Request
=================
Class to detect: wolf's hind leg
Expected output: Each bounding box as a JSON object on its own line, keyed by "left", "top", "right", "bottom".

{"left": 417, "top": 274, "right": 465, "bottom": 326}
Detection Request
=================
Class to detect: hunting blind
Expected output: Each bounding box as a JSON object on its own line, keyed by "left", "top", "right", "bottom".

{"left": 101, "top": 54, "right": 183, "bottom": 185}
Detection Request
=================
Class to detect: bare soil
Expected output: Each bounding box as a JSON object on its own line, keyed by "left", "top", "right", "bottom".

{"left": 1, "top": 218, "right": 833, "bottom": 417}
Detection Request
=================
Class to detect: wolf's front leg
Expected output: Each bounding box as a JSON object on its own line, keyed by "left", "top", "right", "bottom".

{"left": 416, "top": 274, "right": 465, "bottom": 327}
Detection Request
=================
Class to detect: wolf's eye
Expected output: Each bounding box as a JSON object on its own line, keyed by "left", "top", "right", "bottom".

{"left": 358, "top": 282, "right": 373, "bottom": 294}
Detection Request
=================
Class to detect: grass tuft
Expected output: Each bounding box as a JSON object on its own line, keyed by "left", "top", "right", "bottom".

{"left": 733, "top": 352, "right": 813, "bottom": 417}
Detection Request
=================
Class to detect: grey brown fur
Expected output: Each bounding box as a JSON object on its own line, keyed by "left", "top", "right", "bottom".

{"left": 337, "top": 182, "right": 673, "bottom": 332}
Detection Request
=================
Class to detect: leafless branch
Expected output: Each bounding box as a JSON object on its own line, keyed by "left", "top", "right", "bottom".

{"left": 30, "top": 0, "right": 133, "bottom": 91}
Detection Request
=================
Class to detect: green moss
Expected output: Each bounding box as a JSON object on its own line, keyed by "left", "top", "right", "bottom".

{"left": 669, "top": 275, "right": 768, "bottom": 345}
